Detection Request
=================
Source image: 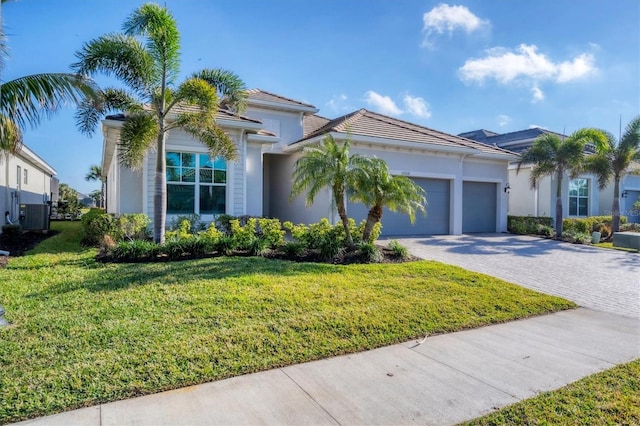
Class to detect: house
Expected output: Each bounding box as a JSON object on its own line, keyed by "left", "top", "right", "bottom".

{"left": 101, "top": 89, "right": 518, "bottom": 236}
{"left": 460, "top": 128, "right": 640, "bottom": 223}
{"left": 0, "top": 145, "right": 57, "bottom": 232}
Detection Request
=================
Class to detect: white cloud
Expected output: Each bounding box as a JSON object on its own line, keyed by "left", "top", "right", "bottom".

{"left": 531, "top": 85, "right": 544, "bottom": 103}
{"left": 326, "top": 94, "right": 350, "bottom": 112}
{"left": 403, "top": 95, "right": 431, "bottom": 118}
{"left": 497, "top": 114, "right": 511, "bottom": 127}
{"left": 364, "top": 91, "right": 403, "bottom": 116}
{"left": 459, "top": 44, "right": 597, "bottom": 85}
{"left": 422, "top": 4, "right": 489, "bottom": 47}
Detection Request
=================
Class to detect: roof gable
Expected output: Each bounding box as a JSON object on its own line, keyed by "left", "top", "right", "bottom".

{"left": 247, "top": 89, "right": 318, "bottom": 113}
{"left": 297, "top": 109, "right": 516, "bottom": 157}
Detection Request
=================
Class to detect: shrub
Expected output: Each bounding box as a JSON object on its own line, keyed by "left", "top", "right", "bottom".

{"left": 1, "top": 224, "right": 22, "bottom": 240}
{"left": 563, "top": 216, "right": 627, "bottom": 235}
{"left": 257, "top": 218, "right": 285, "bottom": 248}
{"left": 115, "top": 214, "right": 150, "bottom": 241}
{"left": 536, "top": 224, "right": 556, "bottom": 238}
{"left": 278, "top": 241, "right": 306, "bottom": 258}
{"left": 592, "top": 222, "right": 612, "bottom": 240}
{"left": 213, "top": 235, "right": 234, "bottom": 255}
{"left": 387, "top": 240, "right": 409, "bottom": 260}
{"left": 357, "top": 241, "right": 383, "bottom": 263}
{"left": 230, "top": 218, "right": 258, "bottom": 251}
{"left": 508, "top": 216, "right": 553, "bottom": 235}
{"left": 620, "top": 223, "right": 640, "bottom": 233}
{"left": 110, "top": 240, "right": 159, "bottom": 261}
{"left": 562, "top": 230, "right": 592, "bottom": 244}
{"left": 81, "top": 210, "right": 116, "bottom": 246}
{"left": 169, "top": 214, "right": 204, "bottom": 234}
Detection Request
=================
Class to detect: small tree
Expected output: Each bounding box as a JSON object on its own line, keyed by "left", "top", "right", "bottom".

{"left": 85, "top": 164, "right": 105, "bottom": 208}
{"left": 518, "top": 129, "right": 607, "bottom": 237}
{"left": 290, "top": 134, "right": 368, "bottom": 248}
{"left": 584, "top": 116, "right": 640, "bottom": 232}
{"left": 350, "top": 158, "right": 426, "bottom": 241}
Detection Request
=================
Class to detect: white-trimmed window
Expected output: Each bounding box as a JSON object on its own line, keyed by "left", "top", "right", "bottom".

{"left": 166, "top": 151, "right": 227, "bottom": 215}
{"left": 569, "top": 178, "right": 589, "bottom": 216}
{"left": 24, "top": 169, "right": 28, "bottom": 185}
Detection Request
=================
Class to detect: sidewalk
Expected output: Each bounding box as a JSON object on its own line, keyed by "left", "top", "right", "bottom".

{"left": 17, "top": 308, "right": 640, "bottom": 426}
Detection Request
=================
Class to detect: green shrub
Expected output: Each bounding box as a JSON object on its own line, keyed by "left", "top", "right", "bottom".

{"left": 257, "top": 218, "right": 285, "bottom": 248}
{"left": 213, "top": 235, "right": 234, "bottom": 255}
{"left": 279, "top": 241, "right": 306, "bottom": 258}
{"left": 620, "top": 223, "right": 640, "bottom": 233}
{"left": 230, "top": 218, "right": 258, "bottom": 250}
{"left": 110, "top": 240, "right": 159, "bottom": 261}
{"left": 1, "top": 223, "right": 23, "bottom": 239}
{"left": 387, "top": 240, "right": 409, "bottom": 260}
{"left": 169, "top": 214, "right": 204, "bottom": 234}
{"left": 357, "top": 241, "right": 383, "bottom": 263}
{"left": 115, "top": 214, "right": 150, "bottom": 241}
{"left": 163, "top": 238, "right": 190, "bottom": 260}
{"left": 562, "top": 230, "right": 592, "bottom": 244}
{"left": 563, "top": 216, "right": 627, "bottom": 235}
{"left": 536, "top": 224, "right": 556, "bottom": 238}
{"left": 508, "top": 216, "right": 553, "bottom": 235}
{"left": 245, "top": 235, "right": 269, "bottom": 256}
{"left": 81, "top": 210, "right": 116, "bottom": 246}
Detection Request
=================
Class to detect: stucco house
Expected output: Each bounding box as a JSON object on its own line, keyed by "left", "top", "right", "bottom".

{"left": 0, "top": 145, "right": 57, "bottom": 232}
{"left": 460, "top": 128, "right": 640, "bottom": 224}
{"left": 102, "top": 89, "right": 518, "bottom": 237}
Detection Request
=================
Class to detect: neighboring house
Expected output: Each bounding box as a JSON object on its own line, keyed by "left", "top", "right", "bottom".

{"left": 460, "top": 128, "right": 640, "bottom": 223}
{"left": 101, "top": 89, "right": 518, "bottom": 236}
{"left": 0, "top": 145, "right": 57, "bottom": 232}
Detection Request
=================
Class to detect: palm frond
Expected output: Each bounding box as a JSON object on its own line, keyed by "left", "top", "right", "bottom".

{"left": 620, "top": 116, "right": 640, "bottom": 152}
{"left": 123, "top": 3, "right": 180, "bottom": 86}
{"left": 0, "top": 73, "right": 97, "bottom": 130}
{"left": 72, "top": 33, "right": 154, "bottom": 95}
{"left": 118, "top": 113, "right": 158, "bottom": 169}
{"left": 179, "top": 116, "right": 237, "bottom": 162}
{"left": 75, "top": 88, "right": 143, "bottom": 136}
{"left": 0, "top": 114, "right": 23, "bottom": 154}
{"left": 193, "top": 69, "right": 248, "bottom": 113}
{"left": 584, "top": 155, "right": 612, "bottom": 189}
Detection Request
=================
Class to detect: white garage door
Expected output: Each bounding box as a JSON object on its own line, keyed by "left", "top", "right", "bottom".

{"left": 348, "top": 178, "right": 450, "bottom": 236}
{"left": 462, "top": 181, "right": 497, "bottom": 233}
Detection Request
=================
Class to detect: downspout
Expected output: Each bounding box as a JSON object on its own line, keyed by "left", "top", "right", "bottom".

{"left": 241, "top": 130, "right": 246, "bottom": 216}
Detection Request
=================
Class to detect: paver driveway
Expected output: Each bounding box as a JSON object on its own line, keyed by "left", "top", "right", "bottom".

{"left": 389, "top": 234, "right": 640, "bottom": 319}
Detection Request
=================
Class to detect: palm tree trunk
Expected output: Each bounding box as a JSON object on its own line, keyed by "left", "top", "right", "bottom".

{"left": 555, "top": 171, "right": 564, "bottom": 238}
{"left": 335, "top": 190, "right": 353, "bottom": 249}
{"left": 362, "top": 205, "right": 383, "bottom": 242}
{"left": 153, "top": 131, "right": 167, "bottom": 244}
{"left": 612, "top": 177, "right": 621, "bottom": 232}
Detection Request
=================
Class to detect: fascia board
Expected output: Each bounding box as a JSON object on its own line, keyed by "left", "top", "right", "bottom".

{"left": 248, "top": 99, "right": 318, "bottom": 114}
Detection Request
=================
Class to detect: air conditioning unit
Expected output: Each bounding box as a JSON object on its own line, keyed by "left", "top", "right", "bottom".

{"left": 19, "top": 204, "right": 50, "bottom": 231}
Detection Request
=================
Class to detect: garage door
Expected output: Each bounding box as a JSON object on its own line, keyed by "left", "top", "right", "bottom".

{"left": 348, "top": 177, "right": 450, "bottom": 236}
{"left": 625, "top": 190, "right": 640, "bottom": 224}
{"left": 462, "top": 181, "right": 496, "bottom": 233}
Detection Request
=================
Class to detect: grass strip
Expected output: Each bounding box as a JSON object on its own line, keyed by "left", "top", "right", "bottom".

{"left": 0, "top": 222, "right": 575, "bottom": 423}
{"left": 463, "top": 358, "right": 640, "bottom": 425}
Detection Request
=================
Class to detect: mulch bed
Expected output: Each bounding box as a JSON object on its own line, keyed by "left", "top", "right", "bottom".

{"left": 0, "top": 231, "right": 58, "bottom": 268}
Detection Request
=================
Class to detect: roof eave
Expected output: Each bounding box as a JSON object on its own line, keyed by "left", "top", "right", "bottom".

{"left": 248, "top": 98, "right": 319, "bottom": 114}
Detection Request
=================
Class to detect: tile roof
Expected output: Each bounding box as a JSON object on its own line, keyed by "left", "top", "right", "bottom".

{"left": 458, "top": 129, "right": 500, "bottom": 143}
{"left": 298, "top": 109, "right": 516, "bottom": 157}
{"left": 105, "top": 106, "right": 262, "bottom": 125}
{"left": 247, "top": 89, "right": 317, "bottom": 110}
{"left": 474, "top": 127, "right": 567, "bottom": 145}
{"left": 303, "top": 114, "right": 331, "bottom": 137}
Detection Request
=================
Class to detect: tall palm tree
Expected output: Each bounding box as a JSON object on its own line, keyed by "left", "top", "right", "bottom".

{"left": 71, "top": 3, "right": 247, "bottom": 243}
{"left": 584, "top": 116, "right": 640, "bottom": 232}
{"left": 349, "top": 157, "right": 426, "bottom": 241}
{"left": 290, "top": 134, "right": 368, "bottom": 248}
{"left": 518, "top": 128, "right": 607, "bottom": 237}
{"left": 85, "top": 164, "right": 105, "bottom": 208}
{"left": 0, "top": 1, "right": 96, "bottom": 154}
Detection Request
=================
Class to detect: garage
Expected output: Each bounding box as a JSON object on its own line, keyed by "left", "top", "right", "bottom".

{"left": 462, "top": 181, "right": 497, "bottom": 233}
{"left": 348, "top": 177, "right": 450, "bottom": 236}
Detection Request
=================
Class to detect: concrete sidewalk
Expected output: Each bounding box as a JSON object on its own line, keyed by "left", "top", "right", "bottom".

{"left": 17, "top": 308, "right": 640, "bottom": 426}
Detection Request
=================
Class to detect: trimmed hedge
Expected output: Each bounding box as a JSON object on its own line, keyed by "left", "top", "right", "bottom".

{"left": 563, "top": 215, "right": 627, "bottom": 235}
{"left": 508, "top": 216, "right": 554, "bottom": 235}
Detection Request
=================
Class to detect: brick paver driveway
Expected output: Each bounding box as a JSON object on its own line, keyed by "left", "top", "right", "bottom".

{"left": 388, "top": 234, "right": 640, "bottom": 319}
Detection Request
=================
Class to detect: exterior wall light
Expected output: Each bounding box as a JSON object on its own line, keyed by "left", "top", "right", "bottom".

{"left": 621, "top": 190, "right": 628, "bottom": 198}
{"left": 504, "top": 183, "right": 511, "bottom": 194}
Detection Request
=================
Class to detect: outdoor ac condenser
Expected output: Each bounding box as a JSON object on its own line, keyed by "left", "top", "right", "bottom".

{"left": 18, "top": 204, "right": 50, "bottom": 231}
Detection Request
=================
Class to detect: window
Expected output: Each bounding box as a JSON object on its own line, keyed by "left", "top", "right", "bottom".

{"left": 24, "top": 169, "right": 28, "bottom": 185}
{"left": 16, "top": 166, "right": 21, "bottom": 190}
{"left": 569, "top": 178, "right": 589, "bottom": 216}
{"left": 166, "top": 151, "right": 227, "bottom": 215}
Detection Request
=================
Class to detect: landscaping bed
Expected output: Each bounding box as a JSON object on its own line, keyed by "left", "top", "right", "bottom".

{"left": 0, "top": 222, "right": 576, "bottom": 423}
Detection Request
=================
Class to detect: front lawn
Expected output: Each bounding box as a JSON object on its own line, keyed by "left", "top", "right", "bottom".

{"left": 464, "top": 358, "right": 640, "bottom": 425}
{"left": 0, "top": 222, "right": 575, "bottom": 423}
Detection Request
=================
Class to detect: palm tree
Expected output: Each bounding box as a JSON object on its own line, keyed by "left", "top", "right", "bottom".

{"left": 584, "top": 116, "right": 640, "bottom": 232}
{"left": 0, "top": 1, "right": 96, "bottom": 155}
{"left": 350, "top": 158, "right": 426, "bottom": 241}
{"left": 71, "top": 3, "right": 247, "bottom": 243}
{"left": 85, "top": 164, "right": 105, "bottom": 208}
{"left": 518, "top": 129, "right": 607, "bottom": 237}
{"left": 290, "top": 134, "right": 368, "bottom": 248}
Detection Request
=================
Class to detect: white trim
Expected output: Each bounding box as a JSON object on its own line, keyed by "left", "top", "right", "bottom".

{"left": 248, "top": 98, "right": 318, "bottom": 114}
{"left": 247, "top": 134, "right": 280, "bottom": 144}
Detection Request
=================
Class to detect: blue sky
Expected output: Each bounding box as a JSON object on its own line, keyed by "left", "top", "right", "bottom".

{"left": 3, "top": 0, "right": 638, "bottom": 195}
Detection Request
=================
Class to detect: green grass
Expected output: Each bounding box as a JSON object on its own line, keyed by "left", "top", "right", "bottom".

{"left": 593, "top": 241, "right": 639, "bottom": 253}
{"left": 463, "top": 359, "right": 640, "bottom": 425}
{"left": 0, "top": 222, "right": 575, "bottom": 423}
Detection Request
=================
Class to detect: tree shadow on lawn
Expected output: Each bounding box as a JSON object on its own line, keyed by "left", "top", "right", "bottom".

{"left": 25, "top": 256, "right": 344, "bottom": 299}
